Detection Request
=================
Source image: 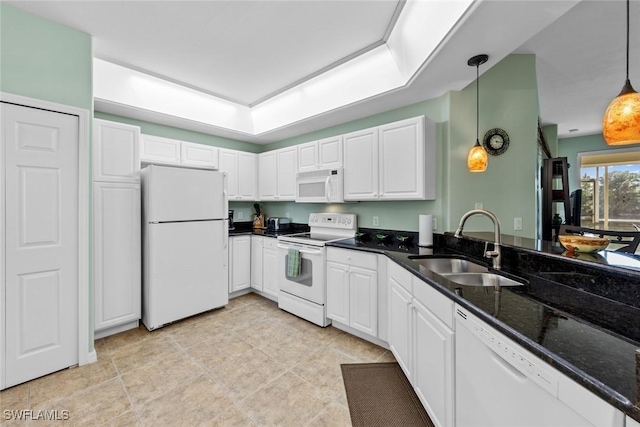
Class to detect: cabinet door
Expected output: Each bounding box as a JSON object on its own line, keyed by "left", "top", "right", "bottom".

{"left": 326, "top": 261, "right": 350, "bottom": 324}
{"left": 258, "top": 151, "right": 277, "bottom": 200}
{"left": 251, "top": 236, "right": 264, "bottom": 291}
{"left": 413, "top": 299, "right": 454, "bottom": 427}
{"left": 237, "top": 152, "right": 257, "bottom": 200}
{"left": 343, "top": 128, "right": 378, "bottom": 200}
{"left": 140, "top": 134, "right": 181, "bottom": 165}
{"left": 318, "top": 135, "right": 343, "bottom": 169}
{"left": 298, "top": 141, "right": 318, "bottom": 172}
{"left": 181, "top": 141, "right": 219, "bottom": 169}
{"left": 349, "top": 266, "right": 377, "bottom": 336}
{"left": 93, "top": 119, "right": 140, "bottom": 182}
{"left": 378, "top": 116, "right": 425, "bottom": 200}
{"left": 94, "top": 182, "right": 141, "bottom": 331}
{"left": 262, "top": 247, "right": 279, "bottom": 298}
{"left": 229, "top": 235, "right": 251, "bottom": 293}
{"left": 276, "top": 147, "right": 298, "bottom": 200}
{"left": 219, "top": 149, "right": 239, "bottom": 198}
{"left": 389, "top": 278, "right": 413, "bottom": 380}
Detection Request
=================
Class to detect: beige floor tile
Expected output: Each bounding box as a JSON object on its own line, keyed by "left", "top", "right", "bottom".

{"left": 328, "top": 332, "right": 387, "bottom": 362}
{"left": 169, "top": 315, "right": 231, "bottom": 349}
{"left": 233, "top": 318, "right": 293, "bottom": 349}
{"left": 29, "top": 358, "right": 118, "bottom": 408}
{"left": 101, "top": 325, "right": 171, "bottom": 355}
{"left": 0, "top": 383, "right": 29, "bottom": 426}
{"left": 187, "top": 332, "right": 254, "bottom": 372}
{"left": 136, "top": 375, "right": 233, "bottom": 427}
{"left": 238, "top": 372, "right": 332, "bottom": 426}
{"left": 121, "top": 351, "right": 205, "bottom": 407}
{"left": 306, "top": 401, "right": 352, "bottom": 427}
{"left": 288, "top": 321, "right": 347, "bottom": 344}
{"left": 201, "top": 405, "right": 257, "bottom": 427}
{"left": 259, "top": 331, "right": 322, "bottom": 369}
{"left": 292, "top": 347, "right": 356, "bottom": 400}
{"left": 110, "top": 335, "right": 182, "bottom": 374}
{"left": 209, "top": 349, "right": 287, "bottom": 401}
{"left": 376, "top": 349, "right": 397, "bottom": 362}
{"left": 31, "top": 378, "right": 131, "bottom": 427}
{"left": 99, "top": 411, "right": 140, "bottom": 427}
{"left": 213, "top": 304, "right": 272, "bottom": 330}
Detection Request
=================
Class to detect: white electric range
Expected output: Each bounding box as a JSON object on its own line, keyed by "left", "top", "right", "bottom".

{"left": 277, "top": 213, "right": 357, "bottom": 326}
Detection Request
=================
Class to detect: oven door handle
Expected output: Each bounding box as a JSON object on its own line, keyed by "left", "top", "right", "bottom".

{"left": 277, "top": 244, "right": 323, "bottom": 255}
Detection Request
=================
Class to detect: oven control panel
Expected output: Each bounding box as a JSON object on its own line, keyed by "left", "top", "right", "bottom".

{"left": 308, "top": 213, "right": 357, "bottom": 230}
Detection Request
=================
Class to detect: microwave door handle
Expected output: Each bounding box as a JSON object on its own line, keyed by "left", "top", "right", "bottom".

{"left": 325, "top": 176, "right": 331, "bottom": 202}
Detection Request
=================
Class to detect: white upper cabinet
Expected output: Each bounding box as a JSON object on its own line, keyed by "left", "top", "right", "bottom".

{"left": 93, "top": 119, "right": 140, "bottom": 182}
{"left": 180, "top": 141, "right": 219, "bottom": 169}
{"left": 259, "top": 146, "right": 297, "bottom": 200}
{"left": 140, "top": 134, "right": 218, "bottom": 170}
{"left": 343, "top": 116, "right": 435, "bottom": 201}
{"left": 220, "top": 149, "right": 257, "bottom": 200}
{"left": 343, "top": 127, "right": 379, "bottom": 200}
{"left": 297, "top": 135, "right": 343, "bottom": 172}
{"left": 140, "top": 134, "right": 181, "bottom": 165}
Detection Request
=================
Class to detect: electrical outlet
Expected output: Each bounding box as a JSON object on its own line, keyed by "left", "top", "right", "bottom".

{"left": 432, "top": 217, "right": 437, "bottom": 230}
{"left": 286, "top": 212, "right": 290, "bottom": 218}
{"left": 373, "top": 216, "right": 379, "bottom": 226}
{"left": 514, "top": 217, "right": 523, "bottom": 230}
{"left": 238, "top": 211, "right": 244, "bottom": 220}
{"left": 475, "top": 202, "right": 483, "bottom": 210}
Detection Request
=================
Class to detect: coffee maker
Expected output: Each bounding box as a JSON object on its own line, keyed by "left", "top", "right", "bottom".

{"left": 228, "top": 209, "right": 235, "bottom": 230}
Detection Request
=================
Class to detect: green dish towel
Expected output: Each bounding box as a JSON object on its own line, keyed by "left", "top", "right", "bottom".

{"left": 287, "top": 248, "right": 301, "bottom": 277}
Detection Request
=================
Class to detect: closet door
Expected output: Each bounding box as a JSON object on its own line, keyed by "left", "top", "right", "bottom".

{"left": 2, "top": 103, "right": 79, "bottom": 388}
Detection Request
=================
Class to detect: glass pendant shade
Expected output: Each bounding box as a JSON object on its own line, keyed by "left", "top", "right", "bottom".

{"left": 467, "top": 140, "right": 488, "bottom": 172}
{"left": 602, "top": 81, "right": 640, "bottom": 145}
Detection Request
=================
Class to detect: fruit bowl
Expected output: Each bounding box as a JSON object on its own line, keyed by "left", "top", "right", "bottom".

{"left": 558, "top": 234, "right": 609, "bottom": 253}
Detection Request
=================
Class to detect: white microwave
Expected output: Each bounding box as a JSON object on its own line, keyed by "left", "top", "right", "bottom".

{"left": 295, "top": 168, "right": 344, "bottom": 203}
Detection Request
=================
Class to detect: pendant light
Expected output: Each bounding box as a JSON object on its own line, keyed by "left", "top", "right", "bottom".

{"left": 467, "top": 54, "right": 489, "bottom": 172}
{"left": 602, "top": 0, "right": 640, "bottom": 145}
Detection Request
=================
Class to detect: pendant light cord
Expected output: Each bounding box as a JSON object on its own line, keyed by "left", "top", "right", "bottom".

{"left": 476, "top": 63, "right": 480, "bottom": 143}
{"left": 626, "top": 0, "right": 630, "bottom": 82}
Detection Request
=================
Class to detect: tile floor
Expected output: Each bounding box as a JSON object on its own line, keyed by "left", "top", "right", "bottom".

{"left": 0, "top": 293, "right": 395, "bottom": 426}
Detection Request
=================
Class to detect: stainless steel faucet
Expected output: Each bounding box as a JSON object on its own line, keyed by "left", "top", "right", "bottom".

{"left": 454, "top": 209, "right": 502, "bottom": 270}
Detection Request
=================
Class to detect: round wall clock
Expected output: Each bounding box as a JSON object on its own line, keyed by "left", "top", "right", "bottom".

{"left": 482, "top": 128, "right": 510, "bottom": 155}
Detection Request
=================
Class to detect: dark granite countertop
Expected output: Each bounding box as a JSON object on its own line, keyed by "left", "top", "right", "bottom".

{"left": 228, "top": 222, "right": 309, "bottom": 238}
{"left": 327, "top": 234, "right": 640, "bottom": 422}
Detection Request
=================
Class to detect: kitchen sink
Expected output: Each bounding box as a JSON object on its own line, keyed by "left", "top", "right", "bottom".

{"left": 408, "top": 256, "right": 489, "bottom": 274}
{"left": 439, "top": 272, "right": 524, "bottom": 287}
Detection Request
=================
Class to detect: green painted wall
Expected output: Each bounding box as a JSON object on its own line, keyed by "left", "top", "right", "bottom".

{"left": 1, "top": 4, "right": 95, "bottom": 351}
{"left": 446, "top": 54, "right": 539, "bottom": 237}
{"left": 558, "top": 133, "right": 615, "bottom": 191}
{"left": 0, "top": 3, "right": 92, "bottom": 110}
{"left": 94, "top": 112, "right": 261, "bottom": 153}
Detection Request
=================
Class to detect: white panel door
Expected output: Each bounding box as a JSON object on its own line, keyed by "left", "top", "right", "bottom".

{"left": 229, "top": 235, "right": 251, "bottom": 293}
{"left": 262, "top": 247, "right": 279, "bottom": 298}
{"left": 318, "top": 135, "right": 342, "bottom": 169}
{"left": 237, "top": 151, "right": 257, "bottom": 200}
{"left": 276, "top": 147, "right": 297, "bottom": 200}
{"left": 349, "top": 266, "right": 377, "bottom": 336}
{"left": 219, "top": 149, "right": 239, "bottom": 198}
{"left": 2, "top": 103, "right": 79, "bottom": 387}
{"left": 94, "top": 182, "right": 141, "bottom": 332}
{"left": 250, "top": 236, "right": 263, "bottom": 291}
{"left": 180, "top": 142, "right": 219, "bottom": 170}
{"left": 258, "top": 151, "right": 277, "bottom": 200}
{"left": 389, "top": 279, "right": 412, "bottom": 381}
{"left": 140, "top": 134, "right": 181, "bottom": 165}
{"left": 297, "top": 141, "right": 318, "bottom": 172}
{"left": 93, "top": 119, "right": 140, "bottom": 183}
{"left": 326, "top": 261, "right": 349, "bottom": 324}
{"left": 343, "top": 128, "right": 378, "bottom": 200}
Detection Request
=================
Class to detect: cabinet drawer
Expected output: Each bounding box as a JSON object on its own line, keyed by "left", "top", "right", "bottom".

{"left": 263, "top": 236, "right": 278, "bottom": 249}
{"left": 327, "top": 248, "right": 377, "bottom": 270}
{"left": 387, "top": 259, "right": 413, "bottom": 294}
{"left": 412, "top": 277, "right": 454, "bottom": 329}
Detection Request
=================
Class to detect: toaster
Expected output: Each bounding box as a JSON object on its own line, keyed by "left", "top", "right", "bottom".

{"left": 266, "top": 217, "right": 291, "bottom": 231}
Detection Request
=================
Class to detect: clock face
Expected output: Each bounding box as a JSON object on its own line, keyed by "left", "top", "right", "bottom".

{"left": 483, "top": 128, "right": 510, "bottom": 155}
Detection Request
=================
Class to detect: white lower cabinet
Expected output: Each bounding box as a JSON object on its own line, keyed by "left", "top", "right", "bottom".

{"left": 628, "top": 416, "right": 640, "bottom": 427}
{"left": 93, "top": 182, "right": 141, "bottom": 335}
{"left": 326, "top": 248, "right": 378, "bottom": 337}
{"left": 262, "top": 237, "right": 279, "bottom": 299}
{"left": 387, "top": 259, "right": 454, "bottom": 427}
{"left": 251, "top": 236, "right": 264, "bottom": 291}
{"left": 229, "top": 235, "right": 251, "bottom": 293}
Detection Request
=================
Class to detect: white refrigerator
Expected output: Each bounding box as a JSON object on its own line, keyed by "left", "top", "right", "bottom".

{"left": 141, "top": 165, "right": 229, "bottom": 330}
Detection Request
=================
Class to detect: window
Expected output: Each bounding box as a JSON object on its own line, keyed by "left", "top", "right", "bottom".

{"left": 580, "top": 156, "right": 640, "bottom": 231}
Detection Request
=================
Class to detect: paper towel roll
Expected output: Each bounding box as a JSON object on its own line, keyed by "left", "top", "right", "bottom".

{"left": 419, "top": 214, "right": 433, "bottom": 247}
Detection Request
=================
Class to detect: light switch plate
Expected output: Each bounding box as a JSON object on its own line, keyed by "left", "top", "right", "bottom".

{"left": 514, "top": 217, "right": 523, "bottom": 230}
{"left": 475, "top": 202, "right": 483, "bottom": 210}
{"left": 373, "top": 216, "right": 379, "bottom": 226}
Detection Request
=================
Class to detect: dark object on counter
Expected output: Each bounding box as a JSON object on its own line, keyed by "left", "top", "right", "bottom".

{"left": 266, "top": 217, "right": 290, "bottom": 232}
{"left": 228, "top": 209, "right": 234, "bottom": 230}
{"left": 552, "top": 213, "right": 563, "bottom": 226}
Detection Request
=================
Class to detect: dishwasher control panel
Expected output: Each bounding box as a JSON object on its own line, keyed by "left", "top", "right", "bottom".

{"left": 456, "top": 307, "right": 559, "bottom": 397}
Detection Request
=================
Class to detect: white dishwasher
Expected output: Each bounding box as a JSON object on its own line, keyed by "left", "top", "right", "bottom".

{"left": 454, "top": 304, "right": 624, "bottom": 427}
